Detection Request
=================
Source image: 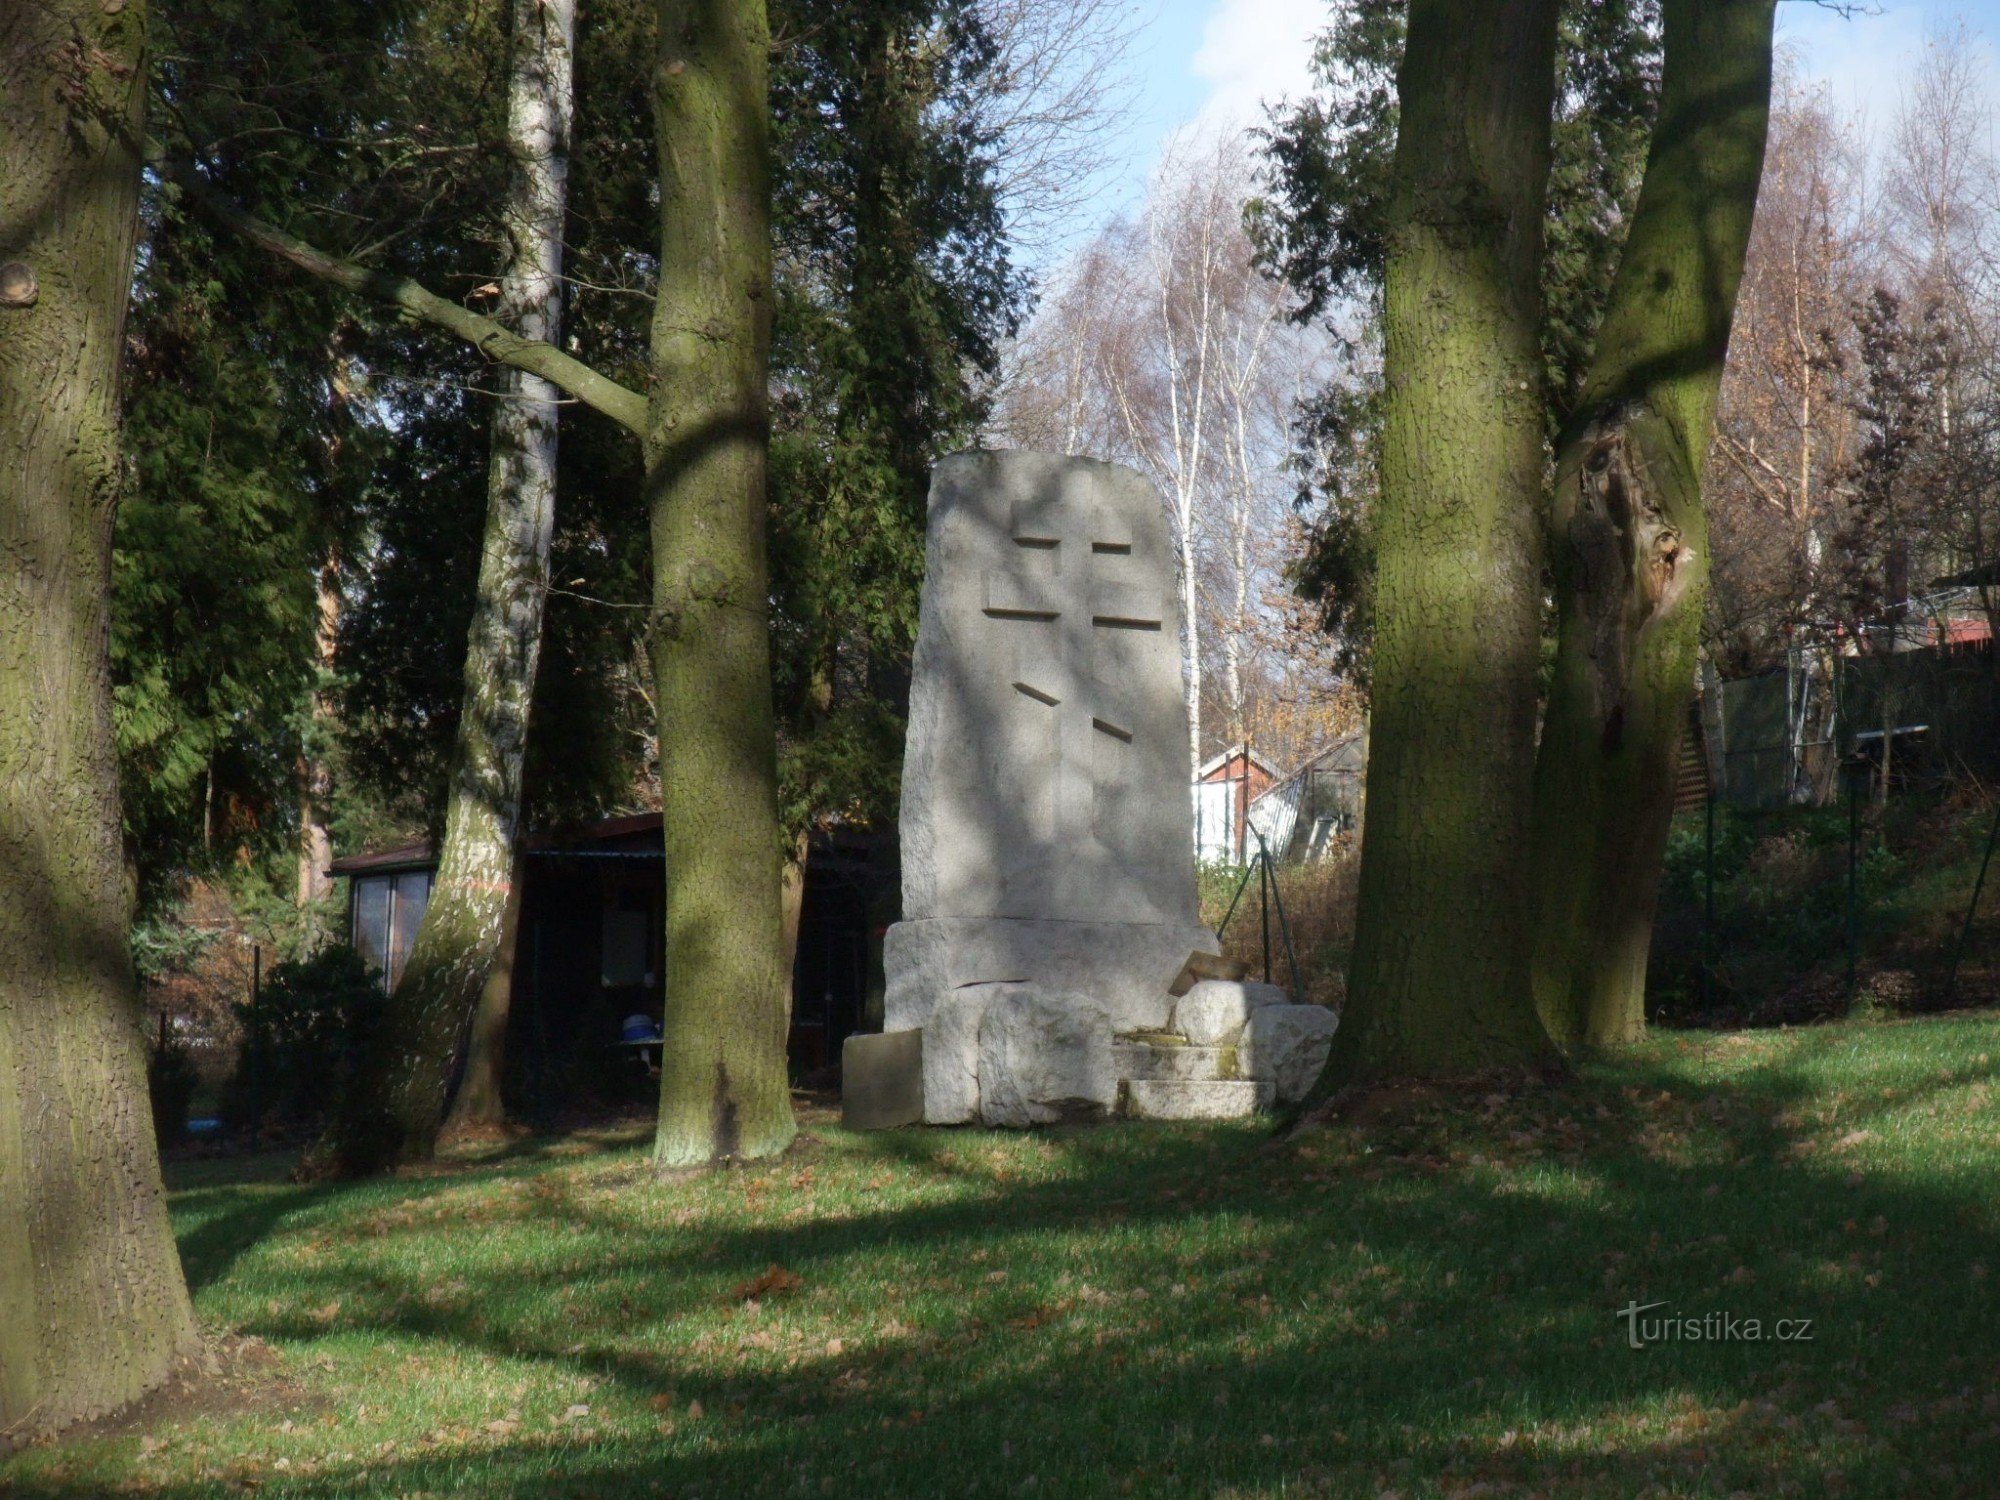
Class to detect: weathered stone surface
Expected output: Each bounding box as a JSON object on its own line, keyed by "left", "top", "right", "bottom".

{"left": 1172, "top": 979, "right": 1288, "bottom": 1046}
{"left": 1111, "top": 1039, "right": 1233, "bottom": 1083}
{"left": 976, "top": 986, "right": 1114, "bottom": 1127}
{"left": 1240, "top": 1005, "right": 1339, "bottom": 1102}
{"left": 841, "top": 1030, "right": 924, "bottom": 1130}
{"left": 1121, "top": 1078, "right": 1274, "bottom": 1120}
{"left": 922, "top": 985, "right": 996, "bottom": 1125}
{"left": 885, "top": 451, "right": 1218, "bottom": 1053}
{"left": 885, "top": 915, "right": 1215, "bottom": 1036}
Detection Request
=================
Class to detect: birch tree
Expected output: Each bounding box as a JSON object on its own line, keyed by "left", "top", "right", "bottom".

{"left": 0, "top": 0, "right": 201, "bottom": 1441}
{"left": 189, "top": 0, "right": 797, "bottom": 1170}
{"left": 1000, "top": 133, "right": 1318, "bottom": 771}
{"left": 323, "top": 0, "right": 577, "bottom": 1172}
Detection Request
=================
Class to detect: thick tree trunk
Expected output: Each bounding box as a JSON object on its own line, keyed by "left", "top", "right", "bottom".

{"left": 323, "top": 0, "right": 574, "bottom": 1174}
{"left": 1526, "top": 0, "right": 1778, "bottom": 1048}
{"left": 1322, "top": 0, "right": 1562, "bottom": 1085}
{"left": 442, "top": 855, "right": 524, "bottom": 1133}
{"left": 648, "top": 0, "right": 797, "bottom": 1170}
{"left": 0, "top": 0, "right": 201, "bottom": 1442}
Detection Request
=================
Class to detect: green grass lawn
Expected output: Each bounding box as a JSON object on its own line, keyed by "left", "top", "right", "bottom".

{"left": 7, "top": 1018, "right": 2000, "bottom": 1498}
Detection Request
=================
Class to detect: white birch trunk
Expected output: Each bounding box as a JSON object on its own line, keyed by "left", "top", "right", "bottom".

{"left": 329, "top": 0, "right": 576, "bottom": 1170}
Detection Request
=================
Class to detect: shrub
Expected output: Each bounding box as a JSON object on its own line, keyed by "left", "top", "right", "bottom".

{"left": 224, "top": 945, "right": 384, "bottom": 1136}
{"left": 148, "top": 1031, "right": 199, "bottom": 1145}
{"left": 1200, "top": 844, "right": 1359, "bottom": 1009}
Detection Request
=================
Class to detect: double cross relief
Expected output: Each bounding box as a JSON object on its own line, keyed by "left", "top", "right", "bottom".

{"left": 978, "top": 492, "right": 1165, "bottom": 912}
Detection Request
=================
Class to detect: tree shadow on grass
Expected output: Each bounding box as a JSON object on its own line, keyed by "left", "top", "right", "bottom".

{"left": 11, "top": 1021, "right": 2000, "bottom": 1497}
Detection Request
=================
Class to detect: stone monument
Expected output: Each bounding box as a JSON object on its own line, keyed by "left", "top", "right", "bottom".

{"left": 848, "top": 449, "right": 1337, "bottom": 1127}
{"left": 886, "top": 452, "right": 1214, "bottom": 1007}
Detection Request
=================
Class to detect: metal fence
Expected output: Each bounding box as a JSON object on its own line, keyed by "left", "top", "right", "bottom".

{"left": 1711, "top": 640, "right": 2000, "bottom": 809}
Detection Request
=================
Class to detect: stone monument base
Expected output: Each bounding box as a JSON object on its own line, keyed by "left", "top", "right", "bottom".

{"left": 884, "top": 916, "right": 1219, "bottom": 1037}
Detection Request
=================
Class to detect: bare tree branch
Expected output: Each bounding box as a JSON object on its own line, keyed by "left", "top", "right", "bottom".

{"left": 169, "top": 163, "right": 649, "bottom": 438}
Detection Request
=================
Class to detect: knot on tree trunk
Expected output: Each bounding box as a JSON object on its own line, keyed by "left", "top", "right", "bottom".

{"left": 1566, "top": 408, "right": 1688, "bottom": 754}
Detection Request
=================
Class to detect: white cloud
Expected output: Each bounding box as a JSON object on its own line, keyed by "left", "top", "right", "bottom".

{"left": 1187, "top": 0, "right": 1325, "bottom": 138}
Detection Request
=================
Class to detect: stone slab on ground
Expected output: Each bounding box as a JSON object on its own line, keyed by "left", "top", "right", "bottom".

{"left": 1239, "top": 1005, "right": 1338, "bottom": 1103}
{"left": 1121, "top": 1078, "right": 1274, "bottom": 1120}
{"left": 977, "top": 985, "right": 1115, "bottom": 1127}
{"left": 1172, "top": 979, "right": 1289, "bottom": 1046}
{"left": 841, "top": 1030, "right": 924, "bottom": 1130}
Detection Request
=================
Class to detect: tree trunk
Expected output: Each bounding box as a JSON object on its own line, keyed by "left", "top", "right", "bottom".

{"left": 647, "top": 0, "right": 797, "bottom": 1169}
{"left": 442, "top": 855, "right": 524, "bottom": 1133}
{"left": 295, "top": 559, "right": 340, "bottom": 939}
{"left": 780, "top": 830, "right": 809, "bottom": 1013}
{"left": 322, "top": 0, "right": 574, "bottom": 1174}
{"left": 1526, "top": 0, "right": 1778, "bottom": 1048}
{"left": 0, "top": 0, "right": 201, "bottom": 1442}
{"left": 1321, "top": 0, "right": 1562, "bottom": 1086}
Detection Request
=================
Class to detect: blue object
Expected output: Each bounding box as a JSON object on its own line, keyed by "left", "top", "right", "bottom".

{"left": 620, "top": 1013, "right": 663, "bottom": 1043}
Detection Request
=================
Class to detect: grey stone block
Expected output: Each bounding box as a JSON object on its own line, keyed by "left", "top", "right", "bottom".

{"left": 1111, "top": 1039, "right": 1234, "bottom": 1083}
{"left": 841, "top": 1030, "right": 924, "bottom": 1131}
{"left": 1171, "top": 979, "right": 1288, "bottom": 1046}
{"left": 1239, "top": 1005, "right": 1338, "bottom": 1103}
{"left": 1121, "top": 1079, "right": 1274, "bottom": 1120}
{"left": 976, "top": 985, "right": 1114, "bottom": 1127}
{"left": 885, "top": 915, "right": 1217, "bottom": 1036}
{"left": 922, "top": 985, "right": 994, "bottom": 1125}
{"left": 897, "top": 452, "right": 1203, "bottom": 930}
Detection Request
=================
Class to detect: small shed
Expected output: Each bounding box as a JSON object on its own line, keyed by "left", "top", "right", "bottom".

{"left": 329, "top": 815, "right": 891, "bottom": 1102}
{"left": 1194, "top": 743, "right": 1282, "bottom": 864}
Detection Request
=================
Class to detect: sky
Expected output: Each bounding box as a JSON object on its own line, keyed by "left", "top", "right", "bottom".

{"left": 1044, "top": 0, "right": 2000, "bottom": 267}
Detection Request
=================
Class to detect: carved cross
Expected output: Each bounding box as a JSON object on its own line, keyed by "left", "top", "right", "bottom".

{"left": 980, "top": 495, "right": 1163, "bottom": 845}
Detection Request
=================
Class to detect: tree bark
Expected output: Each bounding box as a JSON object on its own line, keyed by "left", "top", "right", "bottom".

{"left": 0, "top": 0, "right": 201, "bottom": 1442}
{"left": 442, "top": 854, "right": 525, "bottom": 1133}
{"left": 322, "top": 0, "right": 575, "bottom": 1174}
{"left": 1322, "top": 0, "right": 1562, "bottom": 1085}
{"left": 1526, "top": 0, "right": 1778, "bottom": 1048}
{"left": 647, "top": 0, "right": 797, "bottom": 1169}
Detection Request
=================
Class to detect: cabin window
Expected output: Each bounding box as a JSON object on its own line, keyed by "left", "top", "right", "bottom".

{"left": 601, "top": 883, "right": 653, "bottom": 988}
{"left": 350, "top": 871, "right": 433, "bottom": 991}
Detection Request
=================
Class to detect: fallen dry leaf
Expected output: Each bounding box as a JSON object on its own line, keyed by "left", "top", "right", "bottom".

{"left": 730, "top": 1264, "right": 804, "bottom": 1303}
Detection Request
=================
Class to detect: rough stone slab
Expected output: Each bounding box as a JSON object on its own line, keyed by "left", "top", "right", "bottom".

{"left": 1239, "top": 1005, "right": 1339, "bottom": 1103}
{"left": 1172, "top": 979, "right": 1289, "bottom": 1046}
{"left": 841, "top": 1030, "right": 924, "bottom": 1130}
{"left": 1111, "top": 1040, "right": 1234, "bottom": 1083}
{"left": 1121, "top": 1078, "right": 1274, "bottom": 1120}
{"left": 922, "top": 986, "right": 996, "bottom": 1125}
{"left": 898, "top": 452, "right": 1202, "bottom": 927}
{"left": 885, "top": 916, "right": 1217, "bottom": 1036}
{"left": 977, "top": 986, "right": 1114, "bottom": 1127}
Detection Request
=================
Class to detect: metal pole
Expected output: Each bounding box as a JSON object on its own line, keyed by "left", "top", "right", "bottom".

{"left": 1846, "top": 765, "right": 1859, "bottom": 1001}
{"left": 251, "top": 942, "right": 261, "bottom": 1009}
{"left": 1702, "top": 792, "right": 1715, "bottom": 1012}
{"left": 1259, "top": 849, "right": 1272, "bottom": 982}
{"left": 1940, "top": 795, "right": 2000, "bottom": 1011}
{"left": 1252, "top": 827, "right": 1303, "bottom": 998}
{"left": 1216, "top": 860, "right": 1257, "bottom": 937}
